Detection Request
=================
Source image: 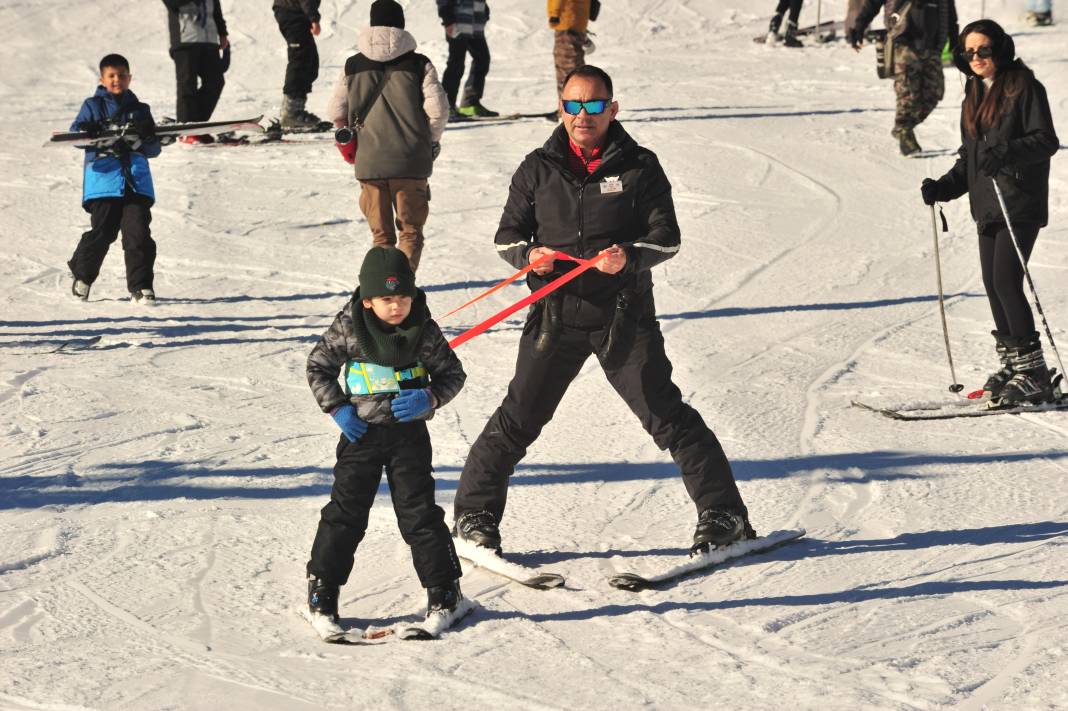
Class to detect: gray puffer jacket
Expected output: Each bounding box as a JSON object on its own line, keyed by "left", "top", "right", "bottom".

{"left": 306, "top": 294, "right": 465, "bottom": 424}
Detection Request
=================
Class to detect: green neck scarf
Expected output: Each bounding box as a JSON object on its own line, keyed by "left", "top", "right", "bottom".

{"left": 351, "top": 288, "right": 428, "bottom": 367}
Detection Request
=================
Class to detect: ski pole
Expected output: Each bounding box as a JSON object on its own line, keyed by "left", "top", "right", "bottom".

{"left": 991, "top": 177, "right": 1067, "bottom": 380}
{"left": 930, "top": 204, "right": 964, "bottom": 394}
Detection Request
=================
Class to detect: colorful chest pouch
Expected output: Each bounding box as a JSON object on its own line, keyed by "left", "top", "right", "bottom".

{"left": 344, "top": 360, "right": 429, "bottom": 395}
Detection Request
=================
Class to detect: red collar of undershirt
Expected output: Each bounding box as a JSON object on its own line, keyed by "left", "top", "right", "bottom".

{"left": 567, "top": 137, "right": 603, "bottom": 174}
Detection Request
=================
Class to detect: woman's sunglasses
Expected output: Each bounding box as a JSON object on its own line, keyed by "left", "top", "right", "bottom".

{"left": 562, "top": 99, "right": 610, "bottom": 116}
{"left": 963, "top": 46, "right": 994, "bottom": 62}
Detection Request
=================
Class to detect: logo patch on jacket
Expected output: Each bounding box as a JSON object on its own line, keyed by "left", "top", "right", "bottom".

{"left": 385, "top": 276, "right": 399, "bottom": 291}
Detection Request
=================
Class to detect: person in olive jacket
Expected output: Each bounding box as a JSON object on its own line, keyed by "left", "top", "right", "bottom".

{"left": 304, "top": 246, "right": 466, "bottom": 624}
{"left": 921, "top": 19, "right": 1059, "bottom": 406}
{"left": 452, "top": 65, "right": 755, "bottom": 558}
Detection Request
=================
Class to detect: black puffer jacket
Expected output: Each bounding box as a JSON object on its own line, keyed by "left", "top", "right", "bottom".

{"left": 306, "top": 291, "right": 466, "bottom": 423}
{"left": 934, "top": 71, "right": 1059, "bottom": 228}
{"left": 494, "top": 121, "right": 681, "bottom": 328}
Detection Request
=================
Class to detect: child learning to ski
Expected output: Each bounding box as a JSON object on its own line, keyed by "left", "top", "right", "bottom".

{"left": 67, "top": 54, "right": 161, "bottom": 303}
{"left": 303, "top": 246, "right": 468, "bottom": 639}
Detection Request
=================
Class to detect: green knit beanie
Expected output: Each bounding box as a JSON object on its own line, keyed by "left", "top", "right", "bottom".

{"left": 359, "top": 247, "right": 416, "bottom": 299}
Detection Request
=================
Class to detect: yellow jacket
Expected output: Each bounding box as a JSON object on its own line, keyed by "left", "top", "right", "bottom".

{"left": 548, "top": 0, "right": 590, "bottom": 33}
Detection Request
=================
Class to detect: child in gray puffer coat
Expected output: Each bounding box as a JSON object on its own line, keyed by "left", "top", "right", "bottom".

{"left": 304, "top": 246, "right": 466, "bottom": 625}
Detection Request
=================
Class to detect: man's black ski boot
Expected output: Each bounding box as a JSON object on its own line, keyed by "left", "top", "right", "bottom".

{"left": 307, "top": 576, "right": 340, "bottom": 621}
{"left": 783, "top": 20, "right": 804, "bottom": 47}
{"left": 690, "top": 508, "right": 751, "bottom": 556}
{"left": 426, "top": 580, "right": 463, "bottom": 617}
{"left": 996, "top": 332, "right": 1058, "bottom": 406}
{"left": 453, "top": 510, "right": 502, "bottom": 552}
{"left": 980, "top": 330, "right": 1014, "bottom": 399}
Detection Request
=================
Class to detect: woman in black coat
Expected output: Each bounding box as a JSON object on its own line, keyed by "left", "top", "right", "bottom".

{"left": 921, "top": 19, "right": 1059, "bottom": 406}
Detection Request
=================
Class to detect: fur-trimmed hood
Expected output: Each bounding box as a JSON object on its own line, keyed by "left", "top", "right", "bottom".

{"left": 357, "top": 25, "right": 417, "bottom": 63}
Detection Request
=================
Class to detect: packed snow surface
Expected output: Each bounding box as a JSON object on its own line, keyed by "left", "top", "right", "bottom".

{"left": 2, "top": 1, "right": 1067, "bottom": 709}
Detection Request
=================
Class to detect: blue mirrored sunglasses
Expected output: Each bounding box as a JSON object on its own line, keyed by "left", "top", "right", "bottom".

{"left": 562, "top": 99, "right": 609, "bottom": 116}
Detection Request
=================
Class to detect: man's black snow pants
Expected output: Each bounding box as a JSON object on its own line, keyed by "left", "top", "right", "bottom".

{"left": 454, "top": 304, "right": 748, "bottom": 525}
{"left": 68, "top": 193, "right": 155, "bottom": 292}
{"left": 170, "top": 43, "right": 225, "bottom": 123}
{"left": 307, "top": 422, "right": 462, "bottom": 588}
{"left": 275, "top": 8, "right": 319, "bottom": 98}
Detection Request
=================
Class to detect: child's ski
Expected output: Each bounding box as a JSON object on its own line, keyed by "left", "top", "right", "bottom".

{"left": 296, "top": 608, "right": 367, "bottom": 645}
{"left": 453, "top": 536, "right": 565, "bottom": 589}
{"left": 607, "top": 529, "right": 806, "bottom": 592}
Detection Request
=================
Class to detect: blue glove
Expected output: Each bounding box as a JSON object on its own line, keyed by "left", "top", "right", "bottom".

{"left": 331, "top": 404, "right": 368, "bottom": 443}
{"left": 391, "top": 389, "right": 433, "bottom": 422}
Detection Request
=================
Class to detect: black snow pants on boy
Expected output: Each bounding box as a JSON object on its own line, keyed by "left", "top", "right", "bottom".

{"left": 68, "top": 193, "right": 155, "bottom": 292}
{"left": 454, "top": 300, "right": 748, "bottom": 524}
{"left": 307, "top": 421, "right": 462, "bottom": 588}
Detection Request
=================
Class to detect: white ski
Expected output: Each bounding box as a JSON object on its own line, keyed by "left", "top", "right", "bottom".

{"left": 397, "top": 597, "right": 478, "bottom": 640}
{"left": 296, "top": 607, "right": 365, "bottom": 644}
{"left": 607, "top": 529, "right": 806, "bottom": 591}
{"left": 452, "top": 536, "right": 565, "bottom": 589}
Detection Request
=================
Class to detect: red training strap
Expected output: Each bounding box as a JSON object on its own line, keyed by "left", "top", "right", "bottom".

{"left": 448, "top": 252, "right": 608, "bottom": 350}
{"left": 440, "top": 250, "right": 557, "bottom": 320}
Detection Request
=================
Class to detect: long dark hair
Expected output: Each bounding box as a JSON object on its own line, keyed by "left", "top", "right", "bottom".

{"left": 954, "top": 20, "right": 1033, "bottom": 140}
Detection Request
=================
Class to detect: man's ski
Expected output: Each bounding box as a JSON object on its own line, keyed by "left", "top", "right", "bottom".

{"left": 607, "top": 529, "right": 806, "bottom": 592}
{"left": 452, "top": 536, "right": 565, "bottom": 589}
{"left": 447, "top": 112, "right": 557, "bottom": 126}
{"left": 46, "top": 116, "right": 265, "bottom": 148}
{"left": 851, "top": 396, "right": 1068, "bottom": 421}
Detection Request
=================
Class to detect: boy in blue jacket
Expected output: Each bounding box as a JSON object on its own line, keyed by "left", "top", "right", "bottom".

{"left": 68, "top": 54, "right": 162, "bottom": 303}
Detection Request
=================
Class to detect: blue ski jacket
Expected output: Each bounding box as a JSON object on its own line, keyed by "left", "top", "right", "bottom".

{"left": 72, "top": 87, "right": 161, "bottom": 208}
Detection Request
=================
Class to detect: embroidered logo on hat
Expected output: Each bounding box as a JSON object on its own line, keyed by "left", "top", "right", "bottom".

{"left": 385, "top": 276, "right": 399, "bottom": 291}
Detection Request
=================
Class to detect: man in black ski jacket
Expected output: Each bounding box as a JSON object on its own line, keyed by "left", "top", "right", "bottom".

{"left": 452, "top": 65, "right": 754, "bottom": 555}
{"left": 274, "top": 0, "right": 325, "bottom": 130}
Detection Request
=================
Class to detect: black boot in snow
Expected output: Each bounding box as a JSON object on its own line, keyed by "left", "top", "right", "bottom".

{"left": 766, "top": 13, "right": 784, "bottom": 43}
{"left": 426, "top": 580, "right": 462, "bottom": 617}
{"left": 783, "top": 20, "right": 804, "bottom": 47}
{"left": 307, "top": 576, "right": 340, "bottom": 621}
{"left": 691, "top": 508, "right": 750, "bottom": 555}
{"left": 453, "top": 510, "right": 502, "bottom": 551}
{"left": 980, "top": 330, "right": 1015, "bottom": 399}
{"left": 997, "top": 333, "right": 1057, "bottom": 406}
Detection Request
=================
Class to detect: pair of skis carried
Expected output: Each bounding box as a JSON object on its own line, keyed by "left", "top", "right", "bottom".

{"left": 45, "top": 116, "right": 268, "bottom": 149}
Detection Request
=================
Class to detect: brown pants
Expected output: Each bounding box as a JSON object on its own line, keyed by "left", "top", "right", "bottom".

{"left": 554, "top": 30, "right": 586, "bottom": 95}
{"left": 358, "top": 178, "right": 430, "bottom": 271}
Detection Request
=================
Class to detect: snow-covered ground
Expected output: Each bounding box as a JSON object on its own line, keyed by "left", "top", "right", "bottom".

{"left": 2, "top": 0, "right": 1067, "bottom": 708}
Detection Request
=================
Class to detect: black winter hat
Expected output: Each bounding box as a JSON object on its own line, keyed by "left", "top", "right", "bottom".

{"left": 953, "top": 19, "right": 1016, "bottom": 76}
{"left": 359, "top": 246, "right": 416, "bottom": 299}
{"left": 370, "top": 0, "right": 405, "bottom": 29}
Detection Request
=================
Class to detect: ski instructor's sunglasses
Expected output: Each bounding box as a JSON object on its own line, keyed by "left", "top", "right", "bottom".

{"left": 561, "top": 99, "right": 610, "bottom": 116}
{"left": 963, "top": 46, "right": 994, "bottom": 61}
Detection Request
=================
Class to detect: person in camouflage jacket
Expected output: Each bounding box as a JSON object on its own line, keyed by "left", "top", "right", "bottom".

{"left": 304, "top": 246, "right": 466, "bottom": 622}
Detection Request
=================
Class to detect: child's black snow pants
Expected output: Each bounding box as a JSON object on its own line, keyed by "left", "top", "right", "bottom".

{"left": 68, "top": 193, "right": 155, "bottom": 292}
{"left": 307, "top": 421, "right": 461, "bottom": 588}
